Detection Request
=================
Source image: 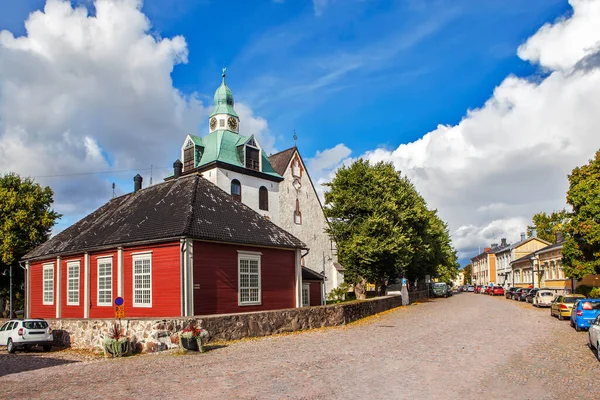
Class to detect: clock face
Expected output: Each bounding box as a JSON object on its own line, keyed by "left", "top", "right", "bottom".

{"left": 228, "top": 117, "right": 238, "bottom": 130}
{"left": 209, "top": 117, "right": 217, "bottom": 130}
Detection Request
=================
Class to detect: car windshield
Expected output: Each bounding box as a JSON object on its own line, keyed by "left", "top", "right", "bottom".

{"left": 540, "top": 292, "right": 553, "bottom": 296}
{"left": 432, "top": 283, "right": 446, "bottom": 288}
{"left": 23, "top": 321, "right": 48, "bottom": 329}
{"left": 563, "top": 297, "right": 580, "bottom": 303}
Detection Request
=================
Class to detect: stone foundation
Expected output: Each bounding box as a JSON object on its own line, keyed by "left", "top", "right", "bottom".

{"left": 46, "top": 295, "right": 402, "bottom": 353}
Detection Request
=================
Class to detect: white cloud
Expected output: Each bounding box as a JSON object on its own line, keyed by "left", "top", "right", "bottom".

{"left": 0, "top": 0, "right": 272, "bottom": 227}
{"left": 348, "top": 0, "right": 600, "bottom": 261}
{"left": 304, "top": 143, "right": 352, "bottom": 202}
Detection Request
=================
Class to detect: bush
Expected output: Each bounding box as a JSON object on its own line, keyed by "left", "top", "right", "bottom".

{"left": 588, "top": 287, "right": 600, "bottom": 298}
{"left": 327, "top": 282, "right": 351, "bottom": 303}
{"left": 575, "top": 285, "right": 595, "bottom": 296}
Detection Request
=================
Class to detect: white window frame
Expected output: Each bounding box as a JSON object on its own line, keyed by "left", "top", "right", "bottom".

{"left": 302, "top": 283, "right": 310, "bottom": 307}
{"left": 66, "top": 260, "right": 80, "bottom": 306}
{"left": 238, "top": 252, "right": 261, "bottom": 306}
{"left": 97, "top": 257, "right": 113, "bottom": 307}
{"left": 42, "top": 263, "right": 54, "bottom": 305}
{"left": 132, "top": 253, "right": 152, "bottom": 307}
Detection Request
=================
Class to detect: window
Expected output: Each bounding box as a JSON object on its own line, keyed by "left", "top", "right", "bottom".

{"left": 302, "top": 284, "right": 310, "bottom": 307}
{"left": 133, "top": 253, "right": 152, "bottom": 307}
{"left": 245, "top": 146, "right": 260, "bottom": 171}
{"left": 67, "top": 261, "right": 80, "bottom": 306}
{"left": 238, "top": 253, "right": 261, "bottom": 305}
{"left": 259, "top": 186, "right": 268, "bottom": 211}
{"left": 294, "top": 198, "right": 302, "bottom": 225}
{"left": 97, "top": 258, "right": 112, "bottom": 306}
{"left": 219, "top": 119, "right": 225, "bottom": 127}
{"left": 231, "top": 179, "right": 241, "bottom": 202}
{"left": 183, "top": 146, "right": 194, "bottom": 171}
{"left": 43, "top": 264, "right": 54, "bottom": 305}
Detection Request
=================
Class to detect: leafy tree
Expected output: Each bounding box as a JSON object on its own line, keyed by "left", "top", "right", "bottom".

{"left": 462, "top": 264, "right": 472, "bottom": 285}
{"left": 527, "top": 210, "right": 569, "bottom": 243}
{"left": 562, "top": 150, "right": 600, "bottom": 280}
{"left": 324, "top": 159, "right": 458, "bottom": 298}
{"left": 0, "top": 173, "right": 61, "bottom": 316}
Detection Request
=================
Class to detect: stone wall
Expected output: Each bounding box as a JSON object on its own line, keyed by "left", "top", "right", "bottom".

{"left": 46, "top": 295, "right": 402, "bottom": 353}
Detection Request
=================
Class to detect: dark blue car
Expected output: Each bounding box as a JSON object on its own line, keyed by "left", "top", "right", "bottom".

{"left": 570, "top": 299, "right": 600, "bottom": 331}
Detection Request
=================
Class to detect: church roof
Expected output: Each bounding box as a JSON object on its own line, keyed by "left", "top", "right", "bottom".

{"left": 209, "top": 74, "right": 238, "bottom": 118}
{"left": 268, "top": 146, "right": 297, "bottom": 176}
{"left": 23, "top": 174, "right": 306, "bottom": 261}
{"left": 193, "top": 130, "right": 281, "bottom": 179}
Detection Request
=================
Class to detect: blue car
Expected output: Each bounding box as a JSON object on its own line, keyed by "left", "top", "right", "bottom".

{"left": 570, "top": 299, "right": 600, "bottom": 331}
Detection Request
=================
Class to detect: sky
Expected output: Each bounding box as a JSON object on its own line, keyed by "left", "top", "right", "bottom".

{"left": 1, "top": 0, "right": 600, "bottom": 266}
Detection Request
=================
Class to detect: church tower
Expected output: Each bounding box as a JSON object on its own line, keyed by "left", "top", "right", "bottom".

{"left": 208, "top": 68, "right": 239, "bottom": 133}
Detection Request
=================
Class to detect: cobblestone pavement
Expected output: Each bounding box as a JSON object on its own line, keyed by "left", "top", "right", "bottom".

{"left": 1, "top": 293, "right": 598, "bottom": 399}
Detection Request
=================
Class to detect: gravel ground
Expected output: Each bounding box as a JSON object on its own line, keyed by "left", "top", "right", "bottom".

{"left": 0, "top": 293, "right": 598, "bottom": 399}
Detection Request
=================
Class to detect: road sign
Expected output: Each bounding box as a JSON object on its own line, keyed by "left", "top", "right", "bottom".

{"left": 114, "top": 297, "right": 124, "bottom": 319}
{"left": 425, "top": 275, "right": 431, "bottom": 284}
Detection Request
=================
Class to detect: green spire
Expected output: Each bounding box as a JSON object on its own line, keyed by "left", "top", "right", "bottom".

{"left": 209, "top": 68, "right": 239, "bottom": 118}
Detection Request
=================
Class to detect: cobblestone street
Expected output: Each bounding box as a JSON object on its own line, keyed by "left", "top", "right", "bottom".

{"left": 1, "top": 293, "right": 598, "bottom": 399}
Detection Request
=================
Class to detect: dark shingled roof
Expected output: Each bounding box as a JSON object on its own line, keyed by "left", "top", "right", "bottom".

{"left": 24, "top": 174, "right": 306, "bottom": 261}
{"left": 302, "top": 267, "right": 326, "bottom": 281}
{"left": 268, "top": 146, "right": 296, "bottom": 176}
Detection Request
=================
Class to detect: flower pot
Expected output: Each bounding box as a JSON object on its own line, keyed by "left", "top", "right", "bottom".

{"left": 103, "top": 337, "right": 131, "bottom": 358}
{"left": 180, "top": 336, "right": 201, "bottom": 352}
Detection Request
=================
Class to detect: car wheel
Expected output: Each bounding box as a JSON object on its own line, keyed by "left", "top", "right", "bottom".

{"left": 7, "top": 339, "right": 16, "bottom": 354}
{"left": 558, "top": 313, "right": 564, "bottom": 321}
{"left": 575, "top": 325, "right": 581, "bottom": 332}
{"left": 597, "top": 342, "right": 600, "bottom": 362}
{"left": 42, "top": 345, "right": 52, "bottom": 352}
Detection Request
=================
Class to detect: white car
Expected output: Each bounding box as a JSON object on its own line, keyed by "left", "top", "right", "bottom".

{"left": 0, "top": 319, "right": 53, "bottom": 353}
{"left": 589, "top": 315, "right": 600, "bottom": 362}
{"left": 533, "top": 290, "right": 555, "bottom": 307}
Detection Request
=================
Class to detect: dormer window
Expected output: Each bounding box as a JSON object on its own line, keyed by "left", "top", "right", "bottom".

{"left": 245, "top": 146, "right": 260, "bottom": 171}
{"left": 183, "top": 146, "right": 194, "bottom": 171}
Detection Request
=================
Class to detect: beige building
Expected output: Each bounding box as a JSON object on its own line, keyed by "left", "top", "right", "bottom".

{"left": 495, "top": 232, "right": 550, "bottom": 288}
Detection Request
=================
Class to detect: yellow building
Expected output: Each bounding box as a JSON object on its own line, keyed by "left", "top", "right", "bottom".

{"left": 471, "top": 247, "right": 496, "bottom": 286}
{"left": 508, "top": 233, "right": 551, "bottom": 288}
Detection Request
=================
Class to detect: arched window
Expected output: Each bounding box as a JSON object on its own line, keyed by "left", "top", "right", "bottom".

{"left": 294, "top": 198, "right": 302, "bottom": 225}
{"left": 231, "top": 179, "right": 241, "bottom": 202}
{"left": 259, "top": 186, "right": 268, "bottom": 211}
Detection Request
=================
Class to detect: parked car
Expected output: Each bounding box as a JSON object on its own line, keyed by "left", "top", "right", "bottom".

{"left": 512, "top": 288, "right": 526, "bottom": 301}
{"left": 0, "top": 319, "right": 53, "bottom": 353}
{"left": 466, "top": 285, "right": 475, "bottom": 292}
{"left": 475, "top": 286, "right": 482, "bottom": 294}
{"left": 491, "top": 287, "right": 505, "bottom": 296}
{"left": 431, "top": 282, "right": 450, "bottom": 298}
{"left": 570, "top": 299, "right": 600, "bottom": 331}
{"left": 533, "top": 290, "right": 555, "bottom": 307}
{"left": 550, "top": 294, "right": 586, "bottom": 320}
{"left": 505, "top": 287, "right": 517, "bottom": 299}
{"left": 518, "top": 288, "right": 531, "bottom": 302}
{"left": 526, "top": 288, "right": 539, "bottom": 303}
{"left": 484, "top": 286, "right": 492, "bottom": 295}
{"left": 588, "top": 315, "right": 600, "bottom": 361}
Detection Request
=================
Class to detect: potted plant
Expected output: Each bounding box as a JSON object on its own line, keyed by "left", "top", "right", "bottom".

{"left": 102, "top": 322, "right": 131, "bottom": 358}
{"left": 178, "top": 323, "right": 209, "bottom": 352}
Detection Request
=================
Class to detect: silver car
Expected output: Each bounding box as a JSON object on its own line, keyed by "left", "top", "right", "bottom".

{"left": 0, "top": 319, "right": 53, "bottom": 353}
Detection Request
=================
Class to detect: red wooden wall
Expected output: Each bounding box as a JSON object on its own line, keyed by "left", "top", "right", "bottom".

{"left": 309, "top": 281, "right": 321, "bottom": 306}
{"left": 89, "top": 250, "right": 118, "bottom": 319}
{"left": 60, "top": 256, "right": 84, "bottom": 318}
{"left": 29, "top": 260, "right": 56, "bottom": 319}
{"left": 193, "top": 241, "right": 296, "bottom": 315}
{"left": 123, "top": 242, "right": 181, "bottom": 318}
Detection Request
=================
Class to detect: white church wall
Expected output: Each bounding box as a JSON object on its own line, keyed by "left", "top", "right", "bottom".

{"left": 212, "top": 168, "right": 280, "bottom": 225}
{"left": 276, "top": 152, "right": 343, "bottom": 294}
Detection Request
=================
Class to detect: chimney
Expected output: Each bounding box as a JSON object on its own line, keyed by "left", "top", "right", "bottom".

{"left": 555, "top": 231, "right": 564, "bottom": 244}
{"left": 134, "top": 174, "right": 143, "bottom": 192}
{"left": 484, "top": 247, "right": 491, "bottom": 253}
{"left": 520, "top": 232, "right": 526, "bottom": 242}
{"left": 173, "top": 159, "right": 183, "bottom": 179}
{"left": 530, "top": 227, "right": 537, "bottom": 238}
{"left": 491, "top": 243, "right": 498, "bottom": 249}
{"left": 501, "top": 238, "right": 507, "bottom": 247}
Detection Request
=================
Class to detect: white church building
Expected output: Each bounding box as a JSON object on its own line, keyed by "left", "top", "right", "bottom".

{"left": 175, "top": 71, "right": 344, "bottom": 294}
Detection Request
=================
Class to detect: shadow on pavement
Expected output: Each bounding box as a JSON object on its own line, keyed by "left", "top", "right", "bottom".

{"left": 0, "top": 352, "right": 78, "bottom": 377}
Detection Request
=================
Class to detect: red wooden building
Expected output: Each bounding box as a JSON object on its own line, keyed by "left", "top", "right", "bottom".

{"left": 23, "top": 171, "right": 325, "bottom": 319}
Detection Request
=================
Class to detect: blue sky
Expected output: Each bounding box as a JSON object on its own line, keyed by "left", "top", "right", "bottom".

{"left": 2, "top": 0, "right": 599, "bottom": 266}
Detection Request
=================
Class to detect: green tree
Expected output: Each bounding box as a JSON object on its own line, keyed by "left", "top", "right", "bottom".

{"left": 562, "top": 150, "right": 600, "bottom": 281}
{"left": 324, "top": 159, "right": 458, "bottom": 298}
{"left": 462, "top": 264, "right": 472, "bottom": 285}
{"left": 527, "top": 210, "right": 569, "bottom": 243}
{"left": 0, "top": 173, "right": 61, "bottom": 316}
